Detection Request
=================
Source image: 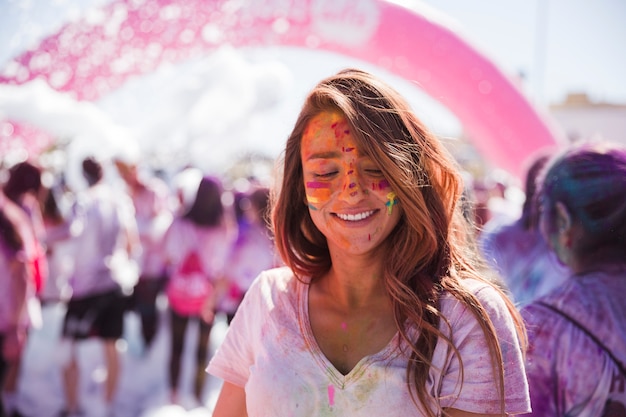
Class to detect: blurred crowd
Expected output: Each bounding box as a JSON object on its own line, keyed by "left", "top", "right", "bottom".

{"left": 0, "top": 151, "right": 280, "bottom": 417}
{"left": 1, "top": 137, "right": 625, "bottom": 417}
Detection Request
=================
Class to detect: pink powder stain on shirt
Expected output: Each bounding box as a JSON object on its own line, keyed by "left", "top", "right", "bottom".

{"left": 328, "top": 384, "right": 335, "bottom": 406}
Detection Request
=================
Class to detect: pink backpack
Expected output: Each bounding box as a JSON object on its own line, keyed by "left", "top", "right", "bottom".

{"left": 166, "top": 249, "right": 214, "bottom": 316}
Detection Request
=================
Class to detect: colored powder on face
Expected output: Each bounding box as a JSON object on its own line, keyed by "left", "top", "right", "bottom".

{"left": 332, "top": 119, "right": 350, "bottom": 140}
{"left": 306, "top": 181, "right": 330, "bottom": 189}
{"left": 386, "top": 192, "right": 397, "bottom": 215}
{"left": 341, "top": 322, "right": 347, "bottom": 331}
{"left": 328, "top": 384, "right": 335, "bottom": 407}
{"left": 372, "top": 179, "right": 390, "bottom": 190}
{"left": 306, "top": 182, "right": 332, "bottom": 206}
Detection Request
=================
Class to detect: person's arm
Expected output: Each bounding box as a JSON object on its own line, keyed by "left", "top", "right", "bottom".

{"left": 444, "top": 408, "right": 501, "bottom": 417}
{"left": 212, "top": 382, "right": 247, "bottom": 417}
{"left": 3, "top": 258, "right": 29, "bottom": 361}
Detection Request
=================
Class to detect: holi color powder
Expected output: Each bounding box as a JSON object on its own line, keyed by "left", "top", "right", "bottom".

{"left": 331, "top": 119, "right": 351, "bottom": 139}
{"left": 386, "top": 192, "right": 397, "bottom": 215}
{"left": 372, "top": 179, "right": 390, "bottom": 190}
{"left": 328, "top": 384, "right": 335, "bottom": 407}
{"left": 306, "top": 181, "right": 332, "bottom": 206}
{"left": 306, "top": 181, "right": 330, "bottom": 189}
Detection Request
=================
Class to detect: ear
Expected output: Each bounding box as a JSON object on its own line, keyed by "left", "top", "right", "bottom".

{"left": 555, "top": 201, "right": 573, "bottom": 247}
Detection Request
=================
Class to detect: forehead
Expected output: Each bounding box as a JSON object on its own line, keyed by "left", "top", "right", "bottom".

{"left": 302, "top": 111, "right": 354, "bottom": 148}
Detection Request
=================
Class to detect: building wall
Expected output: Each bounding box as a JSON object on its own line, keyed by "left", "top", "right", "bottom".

{"left": 549, "top": 93, "right": 626, "bottom": 145}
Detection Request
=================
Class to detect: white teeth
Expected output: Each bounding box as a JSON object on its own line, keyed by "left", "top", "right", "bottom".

{"left": 336, "top": 210, "right": 375, "bottom": 221}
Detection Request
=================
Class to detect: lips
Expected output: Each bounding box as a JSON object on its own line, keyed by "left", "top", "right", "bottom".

{"left": 335, "top": 210, "right": 376, "bottom": 221}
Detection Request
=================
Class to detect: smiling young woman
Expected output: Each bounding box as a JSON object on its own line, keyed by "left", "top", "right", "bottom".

{"left": 207, "top": 68, "right": 530, "bottom": 417}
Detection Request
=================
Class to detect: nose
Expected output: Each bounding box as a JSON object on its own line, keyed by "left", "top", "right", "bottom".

{"left": 338, "top": 166, "right": 366, "bottom": 204}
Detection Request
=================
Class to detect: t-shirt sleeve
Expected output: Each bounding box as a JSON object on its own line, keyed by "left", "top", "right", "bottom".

{"left": 206, "top": 271, "right": 267, "bottom": 387}
{"left": 438, "top": 282, "right": 531, "bottom": 414}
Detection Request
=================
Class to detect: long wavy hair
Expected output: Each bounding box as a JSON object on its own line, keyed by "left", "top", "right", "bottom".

{"left": 271, "top": 68, "right": 526, "bottom": 416}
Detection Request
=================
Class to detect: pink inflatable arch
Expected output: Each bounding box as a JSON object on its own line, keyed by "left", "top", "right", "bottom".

{"left": 0, "top": 0, "right": 562, "bottom": 178}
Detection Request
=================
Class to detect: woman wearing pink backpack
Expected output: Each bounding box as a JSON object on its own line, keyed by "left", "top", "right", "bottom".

{"left": 161, "top": 175, "right": 235, "bottom": 408}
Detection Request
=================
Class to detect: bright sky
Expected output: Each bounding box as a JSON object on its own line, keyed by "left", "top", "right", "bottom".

{"left": 415, "top": 0, "right": 626, "bottom": 105}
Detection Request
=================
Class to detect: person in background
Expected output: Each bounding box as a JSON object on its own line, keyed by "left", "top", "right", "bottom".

{"left": 114, "top": 156, "right": 173, "bottom": 353}
{"left": 216, "top": 186, "right": 281, "bottom": 324}
{"left": 171, "top": 167, "right": 203, "bottom": 216}
{"left": 0, "top": 194, "right": 35, "bottom": 417}
{"left": 160, "top": 175, "right": 235, "bottom": 408}
{"left": 479, "top": 153, "right": 569, "bottom": 306}
{"left": 522, "top": 141, "right": 626, "bottom": 417}
{"left": 3, "top": 161, "right": 48, "bottom": 298}
{"left": 58, "top": 157, "right": 139, "bottom": 417}
{"left": 39, "top": 184, "right": 74, "bottom": 305}
{"left": 207, "top": 68, "right": 530, "bottom": 417}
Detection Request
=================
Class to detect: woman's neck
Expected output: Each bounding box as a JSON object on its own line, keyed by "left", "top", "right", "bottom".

{"left": 318, "top": 261, "right": 387, "bottom": 310}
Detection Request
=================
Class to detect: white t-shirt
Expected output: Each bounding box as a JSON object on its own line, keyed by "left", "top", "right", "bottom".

{"left": 207, "top": 267, "right": 531, "bottom": 416}
{"left": 129, "top": 177, "right": 173, "bottom": 278}
{"left": 68, "top": 183, "right": 137, "bottom": 297}
{"left": 522, "top": 271, "right": 626, "bottom": 417}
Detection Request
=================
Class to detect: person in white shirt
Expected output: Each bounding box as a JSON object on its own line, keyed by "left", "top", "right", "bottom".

{"left": 58, "top": 157, "right": 139, "bottom": 417}
{"left": 207, "top": 68, "right": 530, "bottom": 417}
{"left": 114, "top": 157, "right": 173, "bottom": 351}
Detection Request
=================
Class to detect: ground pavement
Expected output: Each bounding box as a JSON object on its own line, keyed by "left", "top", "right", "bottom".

{"left": 15, "top": 296, "right": 228, "bottom": 417}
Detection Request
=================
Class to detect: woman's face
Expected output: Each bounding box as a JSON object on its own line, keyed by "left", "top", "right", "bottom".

{"left": 300, "top": 111, "right": 402, "bottom": 256}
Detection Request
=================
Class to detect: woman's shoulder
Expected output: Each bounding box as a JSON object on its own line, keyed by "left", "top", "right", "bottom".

{"left": 447, "top": 277, "right": 505, "bottom": 303}
{"left": 522, "top": 272, "right": 626, "bottom": 340}
{"left": 440, "top": 278, "right": 513, "bottom": 323}
{"left": 238, "top": 266, "right": 301, "bottom": 318}
{"left": 250, "top": 266, "right": 299, "bottom": 294}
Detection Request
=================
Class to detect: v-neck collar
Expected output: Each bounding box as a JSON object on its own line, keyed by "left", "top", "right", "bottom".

{"left": 296, "top": 277, "right": 400, "bottom": 389}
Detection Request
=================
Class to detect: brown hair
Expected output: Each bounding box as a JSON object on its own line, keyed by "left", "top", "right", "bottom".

{"left": 271, "top": 68, "right": 525, "bottom": 416}
{"left": 183, "top": 175, "right": 225, "bottom": 227}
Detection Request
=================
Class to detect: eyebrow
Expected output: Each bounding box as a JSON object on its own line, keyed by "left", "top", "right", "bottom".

{"left": 304, "top": 151, "right": 342, "bottom": 161}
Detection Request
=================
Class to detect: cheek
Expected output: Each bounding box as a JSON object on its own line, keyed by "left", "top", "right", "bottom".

{"left": 305, "top": 181, "right": 333, "bottom": 208}
{"left": 371, "top": 179, "right": 390, "bottom": 191}
{"left": 369, "top": 179, "right": 398, "bottom": 212}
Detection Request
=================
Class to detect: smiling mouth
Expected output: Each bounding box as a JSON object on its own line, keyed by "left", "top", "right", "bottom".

{"left": 335, "top": 210, "right": 376, "bottom": 221}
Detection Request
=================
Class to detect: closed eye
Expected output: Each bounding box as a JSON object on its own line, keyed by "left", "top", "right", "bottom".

{"left": 314, "top": 171, "right": 338, "bottom": 179}
{"left": 365, "top": 169, "right": 385, "bottom": 177}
